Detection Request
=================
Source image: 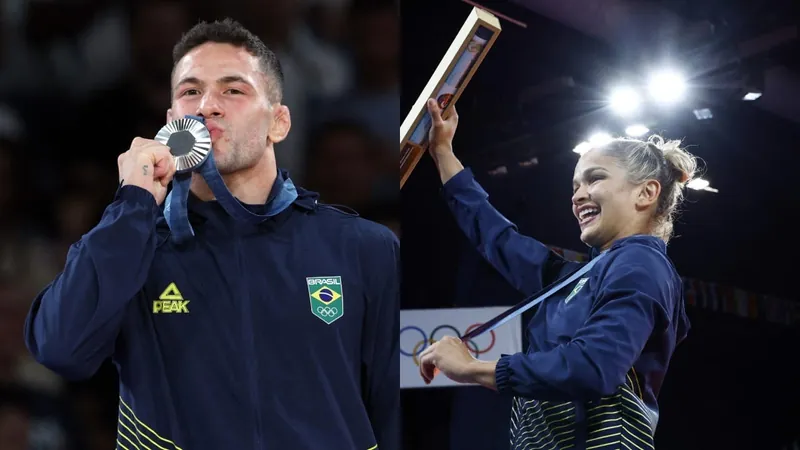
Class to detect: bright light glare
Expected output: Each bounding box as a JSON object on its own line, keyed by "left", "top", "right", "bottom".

{"left": 609, "top": 87, "right": 641, "bottom": 115}
{"left": 588, "top": 132, "right": 612, "bottom": 146}
{"left": 693, "top": 108, "right": 713, "bottom": 120}
{"left": 648, "top": 69, "right": 687, "bottom": 104}
{"left": 687, "top": 178, "right": 719, "bottom": 193}
{"left": 742, "top": 92, "right": 762, "bottom": 101}
{"left": 573, "top": 141, "right": 592, "bottom": 155}
{"left": 687, "top": 178, "right": 718, "bottom": 193}
{"left": 574, "top": 132, "right": 613, "bottom": 155}
{"left": 625, "top": 124, "right": 649, "bottom": 137}
{"left": 687, "top": 178, "right": 709, "bottom": 190}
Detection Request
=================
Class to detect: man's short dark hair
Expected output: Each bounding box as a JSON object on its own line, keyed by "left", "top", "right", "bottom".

{"left": 171, "top": 18, "right": 284, "bottom": 102}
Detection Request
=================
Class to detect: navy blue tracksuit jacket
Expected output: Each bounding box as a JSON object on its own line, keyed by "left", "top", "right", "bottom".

{"left": 24, "top": 171, "right": 400, "bottom": 450}
{"left": 442, "top": 169, "right": 690, "bottom": 450}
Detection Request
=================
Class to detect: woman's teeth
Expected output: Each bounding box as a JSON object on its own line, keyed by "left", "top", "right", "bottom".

{"left": 579, "top": 207, "right": 599, "bottom": 221}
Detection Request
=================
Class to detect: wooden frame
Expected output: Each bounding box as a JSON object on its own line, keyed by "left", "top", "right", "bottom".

{"left": 400, "top": 6, "right": 502, "bottom": 189}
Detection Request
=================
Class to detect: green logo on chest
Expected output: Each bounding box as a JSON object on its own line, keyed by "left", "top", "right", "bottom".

{"left": 307, "top": 276, "right": 344, "bottom": 324}
{"left": 564, "top": 277, "right": 589, "bottom": 304}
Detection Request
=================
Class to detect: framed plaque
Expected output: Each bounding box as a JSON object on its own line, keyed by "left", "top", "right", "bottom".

{"left": 400, "top": 6, "right": 502, "bottom": 188}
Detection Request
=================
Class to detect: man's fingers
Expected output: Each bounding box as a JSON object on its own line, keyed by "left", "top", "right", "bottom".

{"left": 152, "top": 147, "right": 175, "bottom": 180}
{"left": 163, "top": 150, "right": 177, "bottom": 185}
{"left": 152, "top": 146, "right": 174, "bottom": 167}
{"left": 160, "top": 167, "right": 175, "bottom": 187}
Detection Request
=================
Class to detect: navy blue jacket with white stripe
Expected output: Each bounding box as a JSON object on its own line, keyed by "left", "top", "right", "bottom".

{"left": 442, "top": 168, "right": 690, "bottom": 450}
{"left": 24, "top": 171, "right": 400, "bottom": 450}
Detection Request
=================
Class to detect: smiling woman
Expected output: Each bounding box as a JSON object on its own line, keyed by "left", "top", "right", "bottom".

{"left": 572, "top": 135, "right": 699, "bottom": 249}
{"left": 418, "top": 99, "right": 698, "bottom": 450}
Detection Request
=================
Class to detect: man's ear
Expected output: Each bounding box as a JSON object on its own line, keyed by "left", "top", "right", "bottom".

{"left": 166, "top": 109, "right": 174, "bottom": 123}
{"left": 269, "top": 105, "right": 291, "bottom": 144}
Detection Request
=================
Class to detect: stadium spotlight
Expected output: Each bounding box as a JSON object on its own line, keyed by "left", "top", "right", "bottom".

{"left": 572, "top": 141, "right": 592, "bottom": 155}
{"left": 648, "top": 69, "right": 687, "bottom": 105}
{"left": 687, "top": 177, "right": 718, "bottom": 193}
{"left": 625, "top": 124, "right": 649, "bottom": 137}
{"left": 609, "top": 87, "right": 641, "bottom": 116}
{"left": 588, "top": 132, "right": 612, "bottom": 146}
{"left": 742, "top": 91, "right": 762, "bottom": 101}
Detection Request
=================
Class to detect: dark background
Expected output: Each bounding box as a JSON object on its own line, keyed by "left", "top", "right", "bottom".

{"left": 400, "top": 0, "right": 800, "bottom": 449}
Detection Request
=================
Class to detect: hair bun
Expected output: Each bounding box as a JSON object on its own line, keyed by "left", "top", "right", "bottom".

{"left": 647, "top": 135, "right": 697, "bottom": 185}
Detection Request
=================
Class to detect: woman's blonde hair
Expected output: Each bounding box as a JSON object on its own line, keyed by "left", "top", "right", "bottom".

{"left": 598, "top": 134, "right": 698, "bottom": 243}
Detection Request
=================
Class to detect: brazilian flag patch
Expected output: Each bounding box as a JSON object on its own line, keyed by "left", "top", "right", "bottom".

{"left": 307, "top": 276, "right": 344, "bottom": 324}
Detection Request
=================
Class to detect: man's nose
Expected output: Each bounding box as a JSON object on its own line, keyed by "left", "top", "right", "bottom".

{"left": 196, "top": 93, "right": 223, "bottom": 118}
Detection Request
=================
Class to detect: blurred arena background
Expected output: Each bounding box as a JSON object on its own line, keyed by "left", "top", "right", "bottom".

{"left": 400, "top": 0, "right": 800, "bottom": 449}
{"left": 0, "top": 0, "right": 397, "bottom": 448}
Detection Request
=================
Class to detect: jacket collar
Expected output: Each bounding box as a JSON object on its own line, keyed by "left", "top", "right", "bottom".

{"left": 589, "top": 234, "right": 667, "bottom": 259}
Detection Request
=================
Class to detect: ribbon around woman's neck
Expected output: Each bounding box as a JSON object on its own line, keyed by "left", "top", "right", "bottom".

{"left": 156, "top": 115, "right": 298, "bottom": 243}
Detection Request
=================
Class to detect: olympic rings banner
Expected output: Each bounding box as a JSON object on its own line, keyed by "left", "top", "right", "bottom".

{"left": 400, "top": 307, "right": 523, "bottom": 389}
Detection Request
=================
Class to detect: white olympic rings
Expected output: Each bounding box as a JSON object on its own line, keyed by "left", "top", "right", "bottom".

{"left": 316, "top": 306, "right": 339, "bottom": 317}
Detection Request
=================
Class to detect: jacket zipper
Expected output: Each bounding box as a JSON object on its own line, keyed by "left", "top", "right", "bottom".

{"left": 237, "top": 241, "right": 263, "bottom": 448}
{"left": 575, "top": 402, "right": 586, "bottom": 450}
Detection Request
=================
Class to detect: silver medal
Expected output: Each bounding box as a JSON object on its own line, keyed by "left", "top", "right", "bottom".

{"left": 154, "top": 117, "right": 211, "bottom": 173}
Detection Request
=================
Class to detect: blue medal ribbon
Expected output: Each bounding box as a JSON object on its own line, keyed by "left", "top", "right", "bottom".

{"left": 461, "top": 250, "right": 609, "bottom": 341}
{"left": 162, "top": 115, "right": 298, "bottom": 243}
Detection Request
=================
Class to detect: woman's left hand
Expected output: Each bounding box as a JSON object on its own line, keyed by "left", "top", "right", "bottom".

{"left": 419, "top": 336, "right": 476, "bottom": 384}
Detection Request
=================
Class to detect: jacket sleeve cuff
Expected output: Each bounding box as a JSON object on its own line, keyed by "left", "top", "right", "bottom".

{"left": 495, "top": 354, "right": 513, "bottom": 393}
{"left": 115, "top": 184, "right": 159, "bottom": 208}
{"left": 440, "top": 168, "right": 476, "bottom": 198}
